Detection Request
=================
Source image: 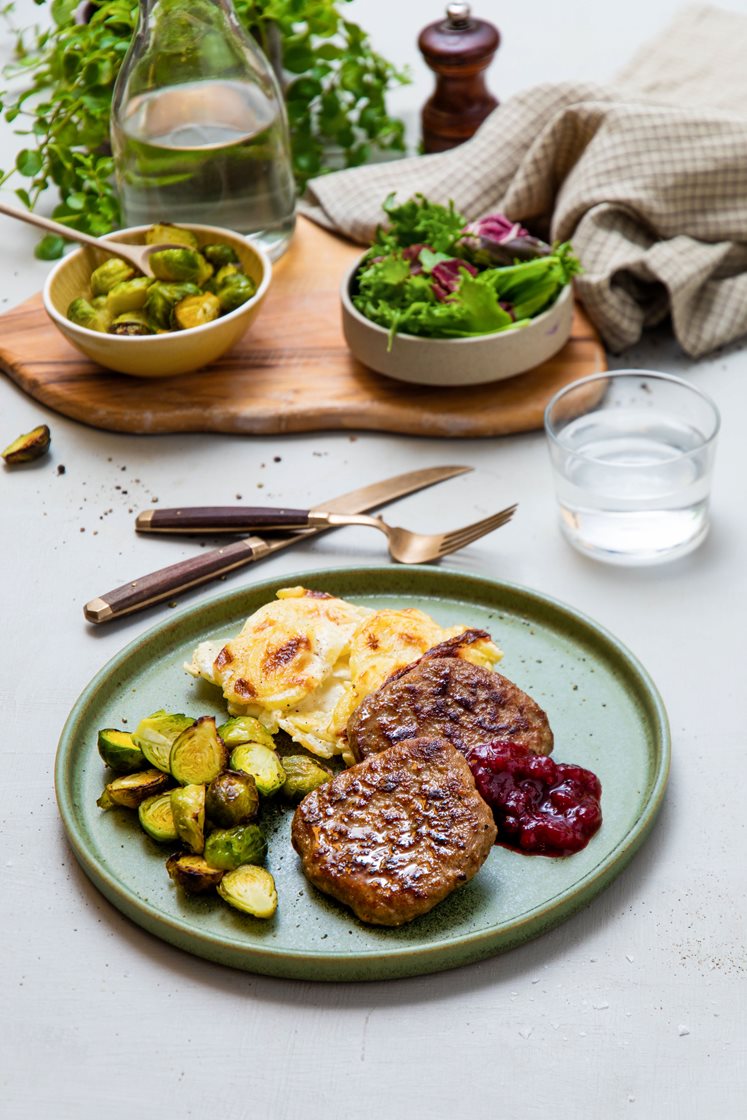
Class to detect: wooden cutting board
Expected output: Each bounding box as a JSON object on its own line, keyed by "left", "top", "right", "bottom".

{"left": 0, "top": 217, "right": 605, "bottom": 438}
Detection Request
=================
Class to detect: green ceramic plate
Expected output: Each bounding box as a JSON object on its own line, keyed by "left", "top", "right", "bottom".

{"left": 56, "top": 566, "right": 669, "bottom": 981}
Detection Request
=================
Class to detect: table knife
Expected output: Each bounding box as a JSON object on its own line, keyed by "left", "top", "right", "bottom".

{"left": 84, "top": 465, "right": 471, "bottom": 625}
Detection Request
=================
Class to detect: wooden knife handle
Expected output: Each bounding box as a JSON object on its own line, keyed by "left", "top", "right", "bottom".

{"left": 137, "top": 506, "right": 311, "bottom": 533}
{"left": 84, "top": 538, "right": 266, "bottom": 624}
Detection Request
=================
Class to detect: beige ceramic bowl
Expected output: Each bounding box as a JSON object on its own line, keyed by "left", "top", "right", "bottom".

{"left": 340, "top": 259, "right": 573, "bottom": 387}
{"left": 43, "top": 223, "right": 271, "bottom": 378}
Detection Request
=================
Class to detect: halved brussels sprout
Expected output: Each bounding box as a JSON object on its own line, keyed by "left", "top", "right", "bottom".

{"left": 2, "top": 424, "right": 51, "bottom": 464}
{"left": 144, "top": 281, "right": 201, "bottom": 330}
{"left": 149, "top": 248, "right": 212, "bottom": 286}
{"left": 170, "top": 783, "right": 206, "bottom": 853}
{"left": 230, "top": 744, "right": 286, "bottom": 797}
{"left": 202, "top": 243, "right": 239, "bottom": 268}
{"left": 138, "top": 791, "right": 179, "bottom": 843}
{"left": 166, "top": 852, "right": 224, "bottom": 893}
{"left": 217, "top": 865, "right": 277, "bottom": 918}
{"left": 145, "top": 223, "right": 199, "bottom": 250}
{"left": 91, "top": 258, "right": 136, "bottom": 297}
{"left": 281, "top": 755, "right": 332, "bottom": 802}
{"left": 97, "top": 768, "right": 172, "bottom": 810}
{"left": 205, "top": 769, "right": 259, "bottom": 828}
{"left": 203, "top": 823, "right": 267, "bottom": 870}
{"left": 97, "top": 728, "right": 145, "bottom": 774}
{"left": 169, "top": 716, "right": 228, "bottom": 785}
{"left": 216, "top": 274, "right": 256, "bottom": 313}
{"left": 214, "top": 263, "right": 242, "bottom": 287}
{"left": 67, "top": 297, "right": 113, "bottom": 333}
{"left": 173, "top": 292, "right": 220, "bottom": 330}
{"left": 108, "top": 311, "right": 155, "bottom": 336}
{"left": 132, "top": 709, "right": 195, "bottom": 773}
{"left": 217, "top": 716, "right": 276, "bottom": 750}
{"left": 107, "top": 276, "right": 153, "bottom": 315}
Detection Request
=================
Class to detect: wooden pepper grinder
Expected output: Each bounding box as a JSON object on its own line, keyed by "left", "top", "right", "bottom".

{"left": 418, "top": 3, "right": 500, "bottom": 153}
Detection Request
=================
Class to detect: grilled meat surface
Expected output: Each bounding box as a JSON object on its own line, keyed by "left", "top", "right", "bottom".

{"left": 347, "top": 650, "right": 554, "bottom": 762}
{"left": 291, "top": 737, "right": 497, "bottom": 926}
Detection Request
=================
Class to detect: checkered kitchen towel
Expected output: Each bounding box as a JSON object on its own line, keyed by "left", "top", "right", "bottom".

{"left": 301, "top": 5, "right": 747, "bottom": 358}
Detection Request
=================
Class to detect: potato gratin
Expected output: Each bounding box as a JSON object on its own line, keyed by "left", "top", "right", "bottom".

{"left": 185, "top": 587, "right": 501, "bottom": 762}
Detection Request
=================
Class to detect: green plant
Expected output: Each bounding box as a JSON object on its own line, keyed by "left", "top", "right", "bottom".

{"left": 0, "top": 0, "right": 408, "bottom": 258}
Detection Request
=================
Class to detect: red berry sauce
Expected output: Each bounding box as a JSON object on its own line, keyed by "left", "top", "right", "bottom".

{"left": 467, "top": 741, "right": 602, "bottom": 856}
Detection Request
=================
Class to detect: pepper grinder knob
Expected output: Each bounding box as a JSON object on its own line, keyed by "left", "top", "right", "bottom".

{"left": 418, "top": 3, "right": 500, "bottom": 153}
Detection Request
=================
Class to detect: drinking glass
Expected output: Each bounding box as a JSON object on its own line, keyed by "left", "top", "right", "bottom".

{"left": 544, "top": 370, "right": 720, "bottom": 565}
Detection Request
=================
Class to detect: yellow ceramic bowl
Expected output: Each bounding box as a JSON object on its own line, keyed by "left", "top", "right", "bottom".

{"left": 43, "top": 223, "right": 271, "bottom": 378}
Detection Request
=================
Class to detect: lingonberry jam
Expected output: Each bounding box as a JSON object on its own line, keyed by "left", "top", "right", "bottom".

{"left": 467, "top": 741, "right": 602, "bottom": 856}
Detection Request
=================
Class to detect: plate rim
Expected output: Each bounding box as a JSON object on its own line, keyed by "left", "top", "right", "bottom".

{"left": 55, "top": 565, "right": 671, "bottom": 980}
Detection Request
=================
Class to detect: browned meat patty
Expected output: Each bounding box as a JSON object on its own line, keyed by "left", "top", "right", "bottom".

{"left": 347, "top": 648, "right": 554, "bottom": 762}
{"left": 291, "top": 737, "right": 497, "bottom": 926}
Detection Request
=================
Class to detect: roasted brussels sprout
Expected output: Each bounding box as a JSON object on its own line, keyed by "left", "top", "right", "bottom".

{"left": 216, "top": 274, "right": 256, "bottom": 313}
{"left": 169, "top": 716, "right": 229, "bottom": 785}
{"left": 144, "top": 281, "right": 201, "bottom": 330}
{"left": 108, "top": 313, "right": 155, "bottom": 336}
{"left": 107, "top": 276, "right": 153, "bottom": 315}
{"left": 217, "top": 865, "right": 278, "bottom": 918}
{"left": 145, "top": 223, "right": 199, "bottom": 250}
{"left": 214, "top": 263, "right": 242, "bottom": 287}
{"left": 149, "top": 248, "right": 212, "bottom": 286}
{"left": 138, "top": 792, "right": 179, "bottom": 843}
{"left": 91, "top": 258, "right": 136, "bottom": 297}
{"left": 203, "top": 243, "right": 239, "bottom": 268}
{"left": 281, "top": 755, "right": 332, "bottom": 802}
{"left": 132, "top": 709, "right": 195, "bottom": 773}
{"left": 205, "top": 769, "right": 259, "bottom": 828}
{"left": 166, "top": 852, "right": 224, "bottom": 893}
{"left": 217, "top": 716, "right": 276, "bottom": 750}
{"left": 203, "top": 823, "right": 267, "bottom": 870}
{"left": 2, "top": 424, "right": 51, "bottom": 464}
{"left": 170, "top": 784, "right": 206, "bottom": 853}
{"left": 173, "top": 292, "right": 220, "bottom": 330}
{"left": 97, "top": 768, "right": 172, "bottom": 810}
{"left": 67, "top": 297, "right": 113, "bottom": 333}
{"left": 97, "top": 728, "right": 145, "bottom": 774}
{"left": 230, "top": 744, "right": 286, "bottom": 798}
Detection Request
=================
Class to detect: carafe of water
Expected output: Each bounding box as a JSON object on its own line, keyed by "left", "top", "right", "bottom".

{"left": 111, "top": 0, "right": 296, "bottom": 260}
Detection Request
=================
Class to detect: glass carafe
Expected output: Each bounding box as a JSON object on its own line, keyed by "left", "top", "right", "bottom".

{"left": 110, "top": 0, "right": 296, "bottom": 260}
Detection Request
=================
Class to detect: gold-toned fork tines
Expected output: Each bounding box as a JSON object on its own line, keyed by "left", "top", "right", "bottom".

{"left": 306, "top": 504, "right": 518, "bottom": 563}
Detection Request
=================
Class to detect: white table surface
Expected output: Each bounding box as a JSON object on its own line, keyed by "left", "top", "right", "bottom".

{"left": 2, "top": 2, "right": 745, "bottom": 1117}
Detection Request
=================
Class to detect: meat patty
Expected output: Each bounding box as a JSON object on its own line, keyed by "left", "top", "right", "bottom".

{"left": 291, "top": 737, "right": 497, "bottom": 926}
{"left": 347, "top": 649, "right": 554, "bottom": 761}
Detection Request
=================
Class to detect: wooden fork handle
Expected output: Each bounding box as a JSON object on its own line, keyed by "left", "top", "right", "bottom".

{"left": 136, "top": 506, "right": 312, "bottom": 533}
{"left": 84, "top": 538, "right": 269, "bottom": 623}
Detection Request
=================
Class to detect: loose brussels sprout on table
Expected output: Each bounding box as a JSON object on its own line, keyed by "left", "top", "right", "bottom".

{"left": 2, "top": 423, "right": 51, "bottom": 465}
{"left": 66, "top": 223, "right": 256, "bottom": 336}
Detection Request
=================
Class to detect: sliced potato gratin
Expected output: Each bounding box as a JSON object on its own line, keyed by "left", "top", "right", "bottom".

{"left": 185, "top": 586, "right": 501, "bottom": 763}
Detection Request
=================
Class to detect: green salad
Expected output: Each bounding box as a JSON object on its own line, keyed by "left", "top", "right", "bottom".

{"left": 352, "top": 194, "right": 581, "bottom": 346}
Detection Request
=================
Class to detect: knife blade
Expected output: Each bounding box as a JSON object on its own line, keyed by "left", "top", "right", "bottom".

{"left": 84, "top": 465, "right": 472, "bottom": 624}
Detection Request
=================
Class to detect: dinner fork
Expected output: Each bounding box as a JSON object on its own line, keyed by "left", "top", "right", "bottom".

{"left": 136, "top": 503, "right": 518, "bottom": 563}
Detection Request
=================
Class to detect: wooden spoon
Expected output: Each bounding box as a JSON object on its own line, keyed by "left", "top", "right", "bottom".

{"left": 0, "top": 200, "right": 183, "bottom": 277}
